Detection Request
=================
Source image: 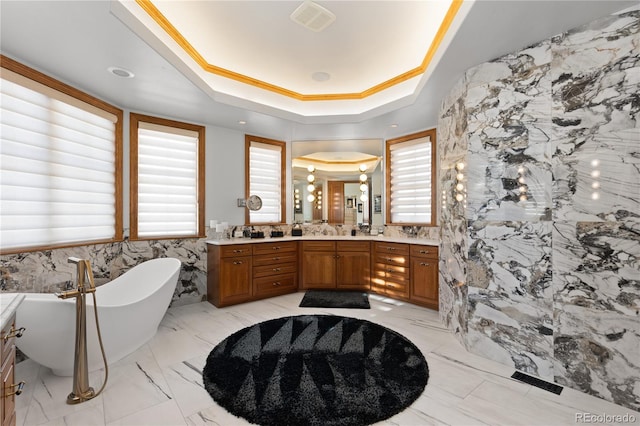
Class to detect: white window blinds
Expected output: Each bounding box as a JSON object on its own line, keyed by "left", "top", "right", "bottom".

{"left": 1, "top": 73, "right": 117, "bottom": 251}
{"left": 249, "top": 141, "right": 282, "bottom": 223}
{"left": 389, "top": 136, "right": 432, "bottom": 223}
{"left": 136, "top": 122, "right": 199, "bottom": 237}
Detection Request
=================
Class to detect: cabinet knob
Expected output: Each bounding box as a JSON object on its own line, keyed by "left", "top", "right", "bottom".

{"left": 272, "top": 282, "right": 281, "bottom": 286}
{"left": 3, "top": 326, "right": 25, "bottom": 341}
{"left": 233, "top": 260, "right": 243, "bottom": 265}
{"left": 420, "top": 262, "right": 431, "bottom": 267}
{"left": 272, "top": 257, "right": 280, "bottom": 261}
{"left": 273, "top": 268, "right": 281, "bottom": 272}
{"left": 387, "top": 247, "right": 396, "bottom": 251}
{"left": 273, "top": 246, "right": 280, "bottom": 250}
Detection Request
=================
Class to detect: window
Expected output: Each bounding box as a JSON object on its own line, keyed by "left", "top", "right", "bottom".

{"left": 130, "top": 113, "right": 205, "bottom": 239}
{"left": 385, "top": 129, "right": 436, "bottom": 225}
{"left": 0, "top": 55, "right": 123, "bottom": 254}
{"left": 245, "top": 135, "right": 286, "bottom": 224}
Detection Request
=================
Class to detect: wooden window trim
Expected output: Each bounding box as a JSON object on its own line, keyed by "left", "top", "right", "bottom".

{"left": 245, "top": 134, "right": 287, "bottom": 225}
{"left": 130, "top": 112, "right": 206, "bottom": 240}
{"left": 0, "top": 55, "right": 123, "bottom": 255}
{"left": 385, "top": 128, "right": 437, "bottom": 226}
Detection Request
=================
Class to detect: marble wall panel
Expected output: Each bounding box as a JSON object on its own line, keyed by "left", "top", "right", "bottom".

{"left": 467, "top": 287, "right": 554, "bottom": 380}
{"left": 553, "top": 221, "right": 639, "bottom": 318}
{"left": 554, "top": 304, "right": 640, "bottom": 411}
{"left": 438, "top": 7, "right": 639, "bottom": 411}
{"left": 552, "top": 128, "right": 640, "bottom": 222}
{"left": 467, "top": 221, "right": 552, "bottom": 300}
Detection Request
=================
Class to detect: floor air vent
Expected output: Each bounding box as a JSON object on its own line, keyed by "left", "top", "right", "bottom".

{"left": 511, "top": 371, "right": 563, "bottom": 395}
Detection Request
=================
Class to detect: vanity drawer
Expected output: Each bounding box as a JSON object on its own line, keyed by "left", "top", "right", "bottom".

{"left": 373, "top": 242, "right": 409, "bottom": 255}
{"left": 302, "top": 241, "right": 336, "bottom": 251}
{"left": 220, "top": 245, "right": 252, "bottom": 258}
{"left": 374, "top": 253, "right": 410, "bottom": 267}
{"left": 253, "top": 252, "right": 297, "bottom": 267}
{"left": 253, "top": 241, "right": 297, "bottom": 256}
{"left": 253, "top": 274, "right": 297, "bottom": 295}
{"left": 410, "top": 245, "right": 438, "bottom": 259}
{"left": 253, "top": 262, "right": 297, "bottom": 278}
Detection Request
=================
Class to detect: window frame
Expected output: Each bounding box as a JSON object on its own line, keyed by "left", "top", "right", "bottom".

{"left": 129, "top": 112, "right": 205, "bottom": 240}
{"left": 244, "top": 134, "right": 286, "bottom": 225}
{"left": 0, "top": 55, "right": 123, "bottom": 255}
{"left": 385, "top": 128, "right": 437, "bottom": 226}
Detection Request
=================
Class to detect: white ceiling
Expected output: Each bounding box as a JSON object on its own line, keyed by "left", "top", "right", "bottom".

{"left": 0, "top": 1, "right": 635, "bottom": 142}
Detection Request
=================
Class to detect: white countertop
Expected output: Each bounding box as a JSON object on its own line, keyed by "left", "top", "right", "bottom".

{"left": 0, "top": 293, "right": 25, "bottom": 331}
{"left": 206, "top": 235, "right": 439, "bottom": 246}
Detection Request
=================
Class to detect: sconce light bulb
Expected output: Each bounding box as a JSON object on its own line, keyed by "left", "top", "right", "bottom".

{"left": 359, "top": 183, "right": 368, "bottom": 192}
{"left": 307, "top": 174, "right": 315, "bottom": 183}
{"left": 359, "top": 164, "right": 367, "bottom": 172}
{"left": 456, "top": 183, "right": 464, "bottom": 191}
{"left": 307, "top": 184, "right": 315, "bottom": 192}
{"left": 359, "top": 173, "right": 368, "bottom": 182}
{"left": 519, "top": 186, "right": 527, "bottom": 193}
{"left": 455, "top": 194, "right": 464, "bottom": 201}
{"left": 456, "top": 173, "right": 464, "bottom": 181}
{"left": 456, "top": 162, "right": 465, "bottom": 171}
{"left": 307, "top": 194, "right": 315, "bottom": 202}
{"left": 519, "top": 195, "right": 527, "bottom": 202}
{"left": 294, "top": 188, "right": 299, "bottom": 193}
{"left": 307, "top": 165, "right": 315, "bottom": 173}
{"left": 360, "top": 193, "right": 368, "bottom": 202}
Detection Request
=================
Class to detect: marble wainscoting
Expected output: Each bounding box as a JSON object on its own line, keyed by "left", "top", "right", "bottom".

{"left": 0, "top": 237, "right": 208, "bottom": 308}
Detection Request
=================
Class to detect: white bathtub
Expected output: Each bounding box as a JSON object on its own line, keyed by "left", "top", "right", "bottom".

{"left": 16, "top": 257, "right": 181, "bottom": 376}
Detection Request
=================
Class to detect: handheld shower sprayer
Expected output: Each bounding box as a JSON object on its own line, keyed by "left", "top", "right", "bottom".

{"left": 56, "top": 257, "right": 108, "bottom": 404}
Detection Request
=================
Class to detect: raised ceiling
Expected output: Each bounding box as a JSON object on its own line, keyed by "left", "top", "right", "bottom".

{"left": 0, "top": 1, "right": 636, "bottom": 141}
{"left": 112, "top": 0, "right": 464, "bottom": 118}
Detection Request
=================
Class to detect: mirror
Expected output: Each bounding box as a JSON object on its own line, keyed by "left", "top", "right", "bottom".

{"left": 292, "top": 139, "right": 383, "bottom": 226}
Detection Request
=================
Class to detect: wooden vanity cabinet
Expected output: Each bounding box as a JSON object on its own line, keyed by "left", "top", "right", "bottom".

{"left": 335, "top": 241, "right": 370, "bottom": 290}
{"left": 372, "top": 241, "right": 410, "bottom": 300}
{"left": 300, "top": 241, "right": 336, "bottom": 289}
{"left": 300, "top": 240, "right": 371, "bottom": 290}
{"left": 253, "top": 241, "right": 298, "bottom": 299}
{"left": 1, "top": 314, "right": 20, "bottom": 426}
{"left": 410, "top": 245, "right": 439, "bottom": 310}
{"left": 207, "top": 244, "right": 253, "bottom": 307}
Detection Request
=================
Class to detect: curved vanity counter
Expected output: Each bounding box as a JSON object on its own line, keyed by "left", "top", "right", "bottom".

{"left": 206, "top": 235, "right": 440, "bottom": 310}
{"left": 206, "top": 235, "right": 439, "bottom": 246}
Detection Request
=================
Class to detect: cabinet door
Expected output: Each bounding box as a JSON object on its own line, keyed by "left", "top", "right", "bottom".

{"left": 301, "top": 251, "right": 336, "bottom": 289}
{"left": 219, "top": 256, "right": 252, "bottom": 306}
{"left": 336, "top": 250, "right": 370, "bottom": 290}
{"left": 410, "top": 257, "right": 439, "bottom": 310}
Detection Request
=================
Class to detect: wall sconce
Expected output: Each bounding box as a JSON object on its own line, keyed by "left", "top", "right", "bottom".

{"left": 591, "top": 159, "right": 600, "bottom": 200}
{"left": 455, "top": 162, "right": 465, "bottom": 203}
{"left": 359, "top": 165, "right": 368, "bottom": 201}
{"left": 517, "top": 166, "right": 527, "bottom": 202}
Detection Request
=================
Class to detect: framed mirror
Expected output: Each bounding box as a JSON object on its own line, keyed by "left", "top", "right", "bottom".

{"left": 292, "top": 139, "right": 383, "bottom": 226}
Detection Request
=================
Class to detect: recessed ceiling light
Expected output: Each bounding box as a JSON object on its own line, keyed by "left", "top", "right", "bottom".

{"left": 238, "top": 120, "right": 247, "bottom": 125}
{"left": 390, "top": 124, "right": 398, "bottom": 128}
{"left": 312, "top": 72, "right": 330, "bottom": 82}
{"left": 107, "top": 66, "right": 134, "bottom": 78}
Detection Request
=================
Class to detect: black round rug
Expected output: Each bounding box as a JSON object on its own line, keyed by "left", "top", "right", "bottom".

{"left": 203, "top": 314, "right": 429, "bottom": 426}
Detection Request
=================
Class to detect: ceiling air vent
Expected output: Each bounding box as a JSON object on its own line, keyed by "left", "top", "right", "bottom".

{"left": 290, "top": 1, "right": 336, "bottom": 32}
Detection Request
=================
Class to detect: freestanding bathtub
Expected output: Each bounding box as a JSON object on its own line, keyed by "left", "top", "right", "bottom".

{"left": 16, "top": 257, "right": 181, "bottom": 376}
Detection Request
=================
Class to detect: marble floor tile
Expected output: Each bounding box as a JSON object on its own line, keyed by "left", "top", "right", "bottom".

{"left": 14, "top": 292, "right": 639, "bottom": 426}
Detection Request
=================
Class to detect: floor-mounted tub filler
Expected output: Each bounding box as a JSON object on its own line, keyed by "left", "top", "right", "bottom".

{"left": 15, "top": 257, "right": 181, "bottom": 381}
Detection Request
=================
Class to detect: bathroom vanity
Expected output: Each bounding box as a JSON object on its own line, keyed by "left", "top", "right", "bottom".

{"left": 1, "top": 294, "right": 25, "bottom": 426}
{"left": 207, "top": 236, "right": 439, "bottom": 310}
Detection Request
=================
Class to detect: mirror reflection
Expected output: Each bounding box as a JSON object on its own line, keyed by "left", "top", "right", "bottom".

{"left": 292, "top": 139, "right": 383, "bottom": 226}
